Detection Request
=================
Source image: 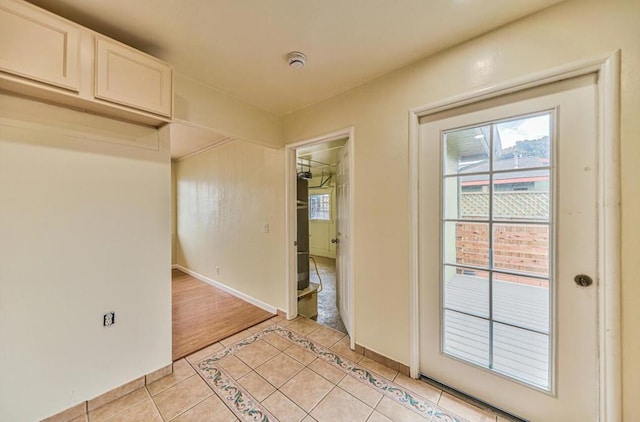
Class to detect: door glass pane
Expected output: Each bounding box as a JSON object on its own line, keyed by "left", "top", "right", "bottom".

{"left": 444, "top": 310, "right": 490, "bottom": 367}
{"left": 493, "top": 114, "right": 551, "bottom": 171}
{"left": 444, "top": 174, "right": 490, "bottom": 220}
{"left": 444, "top": 266, "right": 489, "bottom": 318}
{"left": 493, "top": 224, "right": 549, "bottom": 276}
{"left": 493, "top": 272, "right": 549, "bottom": 333}
{"left": 493, "top": 322, "right": 550, "bottom": 389}
{"left": 443, "top": 221, "right": 489, "bottom": 268}
{"left": 309, "top": 193, "right": 330, "bottom": 220}
{"left": 444, "top": 125, "right": 491, "bottom": 175}
{"left": 493, "top": 170, "right": 550, "bottom": 221}
{"left": 441, "top": 112, "right": 553, "bottom": 391}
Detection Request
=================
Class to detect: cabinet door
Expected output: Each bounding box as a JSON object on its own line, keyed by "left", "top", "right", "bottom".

{"left": 95, "top": 38, "right": 172, "bottom": 117}
{"left": 0, "top": 0, "right": 80, "bottom": 91}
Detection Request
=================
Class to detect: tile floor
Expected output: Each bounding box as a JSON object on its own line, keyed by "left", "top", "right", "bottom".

{"left": 76, "top": 315, "right": 502, "bottom": 422}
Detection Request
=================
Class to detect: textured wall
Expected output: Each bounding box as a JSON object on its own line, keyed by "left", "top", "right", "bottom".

{"left": 284, "top": 0, "right": 640, "bottom": 418}
{"left": 0, "top": 94, "right": 171, "bottom": 421}
{"left": 175, "top": 140, "right": 286, "bottom": 309}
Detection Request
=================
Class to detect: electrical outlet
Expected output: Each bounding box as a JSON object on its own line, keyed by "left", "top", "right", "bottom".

{"left": 216, "top": 266, "right": 220, "bottom": 275}
{"left": 103, "top": 312, "right": 115, "bottom": 327}
{"left": 263, "top": 223, "right": 270, "bottom": 233}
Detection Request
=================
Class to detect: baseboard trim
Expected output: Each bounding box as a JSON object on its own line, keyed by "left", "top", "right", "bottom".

{"left": 355, "top": 343, "right": 410, "bottom": 377}
{"left": 41, "top": 363, "right": 173, "bottom": 422}
{"left": 173, "top": 264, "right": 278, "bottom": 314}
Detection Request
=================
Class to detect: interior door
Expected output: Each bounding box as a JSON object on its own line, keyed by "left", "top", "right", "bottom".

{"left": 336, "top": 141, "right": 351, "bottom": 336}
{"left": 418, "top": 74, "right": 599, "bottom": 420}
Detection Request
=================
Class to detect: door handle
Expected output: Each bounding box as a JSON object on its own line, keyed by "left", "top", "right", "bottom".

{"left": 331, "top": 238, "right": 338, "bottom": 244}
{"left": 574, "top": 274, "right": 593, "bottom": 287}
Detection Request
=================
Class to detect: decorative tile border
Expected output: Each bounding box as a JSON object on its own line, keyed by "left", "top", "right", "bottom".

{"left": 194, "top": 325, "right": 467, "bottom": 422}
{"left": 271, "top": 327, "right": 463, "bottom": 421}
{"left": 198, "top": 362, "right": 276, "bottom": 421}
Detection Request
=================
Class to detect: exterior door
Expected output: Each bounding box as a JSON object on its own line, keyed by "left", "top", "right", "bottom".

{"left": 418, "top": 74, "right": 598, "bottom": 420}
{"left": 336, "top": 141, "right": 352, "bottom": 336}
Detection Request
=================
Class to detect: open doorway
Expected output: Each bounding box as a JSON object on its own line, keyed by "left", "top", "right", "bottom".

{"left": 286, "top": 128, "right": 354, "bottom": 346}
{"left": 296, "top": 139, "right": 348, "bottom": 333}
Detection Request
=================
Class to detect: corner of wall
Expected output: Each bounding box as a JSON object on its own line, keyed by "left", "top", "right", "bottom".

{"left": 173, "top": 73, "right": 285, "bottom": 149}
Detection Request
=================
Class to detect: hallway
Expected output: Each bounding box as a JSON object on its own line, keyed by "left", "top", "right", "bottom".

{"left": 172, "top": 269, "right": 274, "bottom": 360}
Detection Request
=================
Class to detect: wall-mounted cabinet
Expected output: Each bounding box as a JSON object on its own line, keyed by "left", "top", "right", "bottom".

{"left": 95, "top": 38, "right": 172, "bottom": 117}
{"left": 0, "top": 0, "right": 172, "bottom": 126}
{"left": 0, "top": 0, "right": 80, "bottom": 92}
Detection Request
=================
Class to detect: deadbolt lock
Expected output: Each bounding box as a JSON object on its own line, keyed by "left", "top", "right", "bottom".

{"left": 574, "top": 274, "right": 593, "bottom": 287}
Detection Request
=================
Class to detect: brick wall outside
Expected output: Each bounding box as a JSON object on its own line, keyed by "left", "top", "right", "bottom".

{"left": 455, "top": 222, "right": 549, "bottom": 287}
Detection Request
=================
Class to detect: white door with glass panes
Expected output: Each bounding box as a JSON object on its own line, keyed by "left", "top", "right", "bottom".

{"left": 418, "top": 74, "right": 598, "bottom": 420}
{"left": 308, "top": 191, "right": 334, "bottom": 257}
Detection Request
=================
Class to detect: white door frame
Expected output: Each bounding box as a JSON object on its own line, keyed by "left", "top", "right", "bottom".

{"left": 285, "top": 127, "right": 356, "bottom": 349}
{"left": 408, "top": 52, "right": 621, "bottom": 421}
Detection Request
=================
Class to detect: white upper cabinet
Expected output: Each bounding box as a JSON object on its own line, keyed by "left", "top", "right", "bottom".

{"left": 0, "top": 0, "right": 173, "bottom": 125}
{"left": 95, "top": 38, "right": 172, "bottom": 117}
{"left": 0, "top": 0, "right": 80, "bottom": 91}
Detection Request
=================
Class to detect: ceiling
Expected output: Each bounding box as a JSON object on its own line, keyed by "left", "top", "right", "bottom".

{"left": 297, "top": 138, "right": 348, "bottom": 175}
{"left": 28, "top": 0, "right": 563, "bottom": 116}
{"left": 170, "top": 121, "right": 231, "bottom": 160}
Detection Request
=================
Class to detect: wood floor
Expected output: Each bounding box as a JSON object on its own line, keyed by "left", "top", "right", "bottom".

{"left": 172, "top": 269, "right": 275, "bottom": 360}
{"left": 444, "top": 274, "right": 550, "bottom": 388}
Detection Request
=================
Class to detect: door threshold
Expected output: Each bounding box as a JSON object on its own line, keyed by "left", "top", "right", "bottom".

{"left": 419, "top": 374, "right": 528, "bottom": 422}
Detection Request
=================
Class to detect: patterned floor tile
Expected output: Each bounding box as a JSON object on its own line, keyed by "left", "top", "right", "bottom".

{"left": 438, "top": 393, "right": 495, "bottom": 422}
{"left": 191, "top": 325, "right": 468, "bottom": 422}
{"left": 305, "top": 325, "right": 345, "bottom": 348}
{"left": 283, "top": 343, "right": 318, "bottom": 366}
{"left": 393, "top": 374, "right": 442, "bottom": 404}
{"left": 186, "top": 342, "right": 225, "bottom": 365}
{"left": 196, "top": 363, "right": 277, "bottom": 421}
{"left": 237, "top": 371, "right": 276, "bottom": 402}
{"left": 153, "top": 375, "right": 213, "bottom": 420}
{"left": 147, "top": 359, "right": 195, "bottom": 396}
{"left": 359, "top": 357, "right": 398, "bottom": 381}
{"left": 102, "top": 399, "right": 162, "bottom": 422}
{"left": 262, "top": 391, "right": 306, "bottom": 422}
{"left": 279, "top": 368, "right": 334, "bottom": 412}
{"left": 310, "top": 387, "right": 373, "bottom": 422}
{"left": 87, "top": 388, "right": 150, "bottom": 422}
{"left": 367, "top": 410, "right": 393, "bottom": 422}
{"left": 235, "top": 339, "right": 280, "bottom": 368}
{"left": 171, "top": 395, "right": 238, "bottom": 421}
{"left": 255, "top": 353, "right": 305, "bottom": 388}
{"left": 376, "top": 397, "right": 428, "bottom": 422}
{"left": 338, "top": 375, "right": 383, "bottom": 408}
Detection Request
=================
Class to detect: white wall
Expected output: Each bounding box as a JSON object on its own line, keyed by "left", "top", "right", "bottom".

{"left": 174, "top": 140, "right": 286, "bottom": 310}
{"left": 0, "top": 94, "right": 171, "bottom": 421}
{"left": 171, "top": 161, "right": 177, "bottom": 265}
{"left": 174, "top": 73, "right": 283, "bottom": 149}
{"left": 283, "top": 0, "right": 640, "bottom": 419}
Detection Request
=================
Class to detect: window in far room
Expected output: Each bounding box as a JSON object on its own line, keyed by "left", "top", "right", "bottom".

{"left": 309, "top": 193, "right": 330, "bottom": 221}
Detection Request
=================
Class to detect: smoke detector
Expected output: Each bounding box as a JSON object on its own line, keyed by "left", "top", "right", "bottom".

{"left": 287, "top": 51, "right": 307, "bottom": 69}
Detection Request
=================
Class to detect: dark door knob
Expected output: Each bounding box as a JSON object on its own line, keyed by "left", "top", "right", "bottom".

{"left": 331, "top": 238, "right": 338, "bottom": 244}
{"left": 574, "top": 274, "right": 593, "bottom": 287}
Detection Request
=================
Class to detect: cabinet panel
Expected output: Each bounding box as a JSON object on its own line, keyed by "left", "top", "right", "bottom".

{"left": 0, "top": 0, "right": 80, "bottom": 91}
{"left": 95, "top": 38, "right": 172, "bottom": 117}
